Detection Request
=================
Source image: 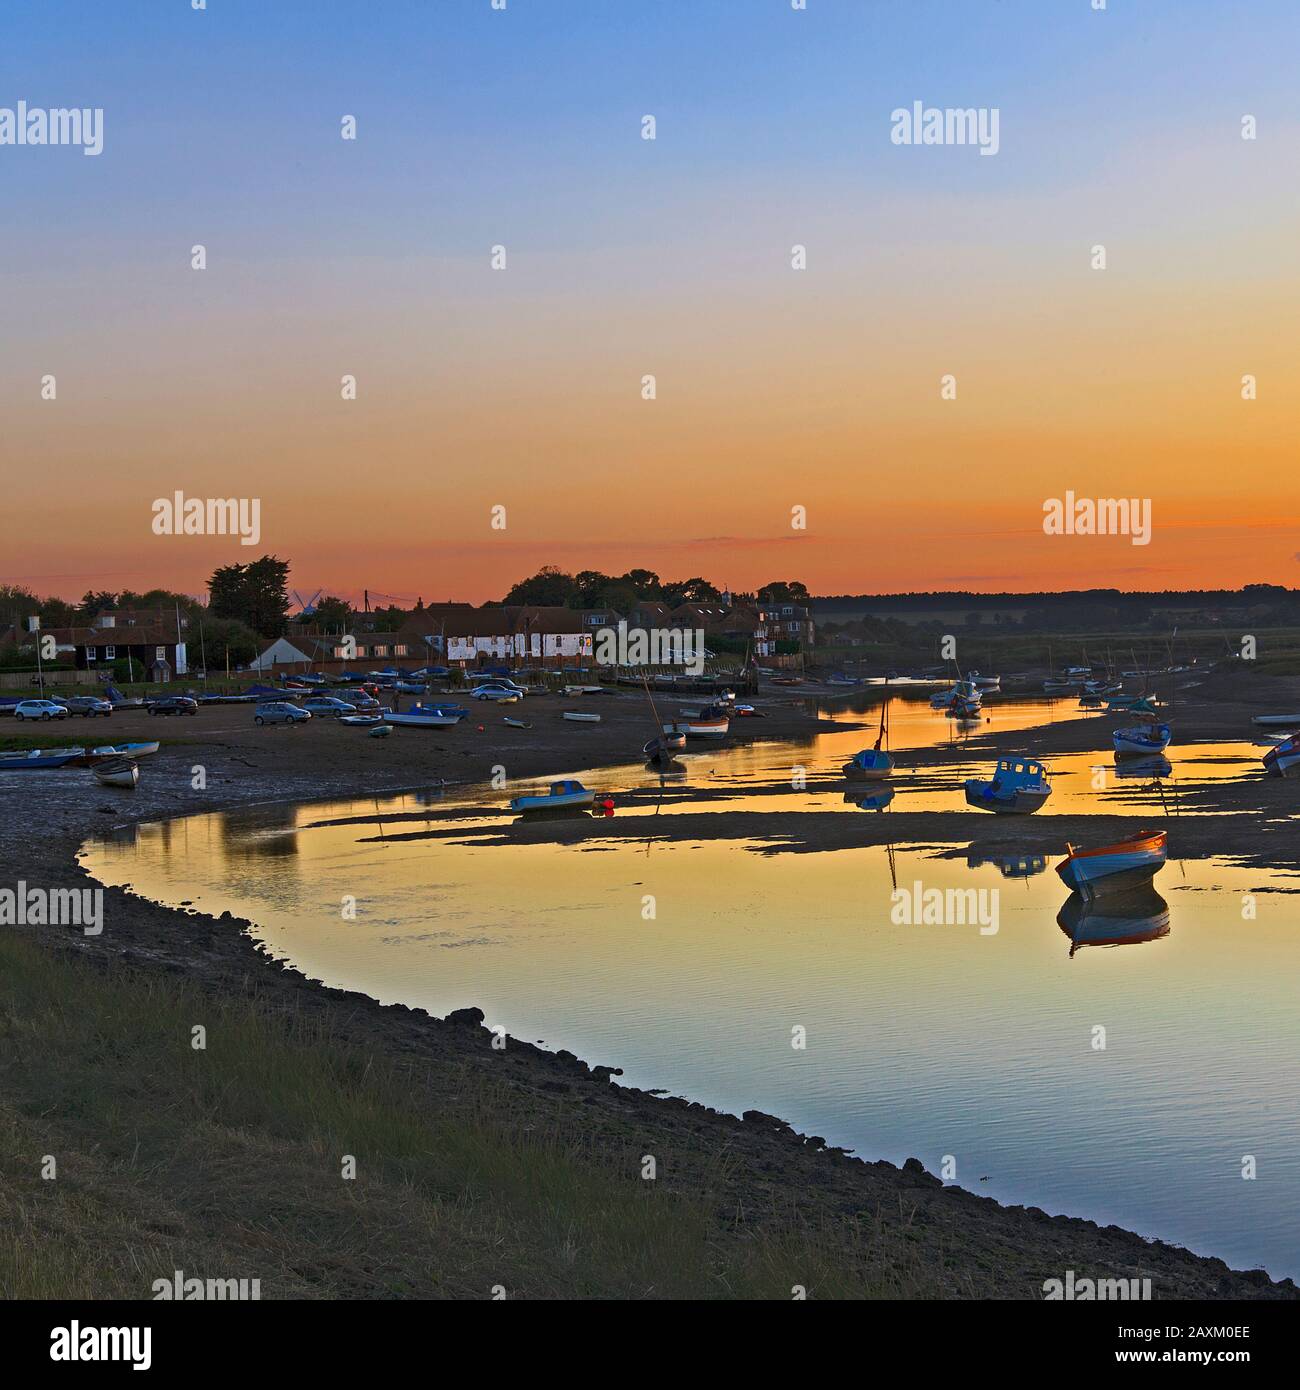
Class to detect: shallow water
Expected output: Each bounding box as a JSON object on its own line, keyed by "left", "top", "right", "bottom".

{"left": 84, "top": 729, "right": 1300, "bottom": 1279}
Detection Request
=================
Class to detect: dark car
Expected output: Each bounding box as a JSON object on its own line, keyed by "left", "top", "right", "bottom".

{"left": 148, "top": 695, "right": 199, "bottom": 717}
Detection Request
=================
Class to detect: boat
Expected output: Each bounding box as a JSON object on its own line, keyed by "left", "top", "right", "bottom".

{"left": 380, "top": 710, "right": 464, "bottom": 728}
{"left": 1252, "top": 713, "right": 1300, "bottom": 727}
{"left": 509, "top": 779, "right": 596, "bottom": 813}
{"left": 643, "top": 733, "right": 686, "bottom": 762}
{"left": 89, "top": 741, "right": 160, "bottom": 760}
{"left": 1262, "top": 732, "right": 1300, "bottom": 777}
{"left": 843, "top": 691, "right": 894, "bottom": 780}
{"left": 503, "top": 717, "right": 533, "bottom": 729}
{"left": 1112, "top": 722, "right": 1172, "bottom": 757}
{"left": 369, "top": 724, "right": 393, "bottom": 739}
{"left": 562, "top": 711, "right": 601, "bottom": 723}
{"left": 1055, "top": 829, "right": 1167, "bottom": 898}
{"left": 968, "top": 671, "right": 1001, "bottom": 690}
{"left": 0, "top": 748, "right": 87, "bottom": 770}
{"left": 339, "top": 714, "right": 385, "bottom": 727}
{"left": 1057, "top": 886, "right": 1171, "bottom": 955}
{"left": 92, "top": 757, "right": 139, "bottom": 789}
{"left": 964, "top": 758, "right": 1052, "bottom": 814}
{"left": 662, "top": 713, "right": 728, "bottom": 739}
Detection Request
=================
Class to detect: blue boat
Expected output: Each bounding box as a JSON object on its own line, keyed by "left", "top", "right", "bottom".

{"left": 509, "top": 779, "right": 596, "bottom": 813}
{"left": 0, "top": 748, "right": 87, "bottom": 770}
{"left": 964, "top": 758, "right": 1052, "bottom": 814}
{"left": 1113, "top": 722, "right": 1172, "bottom": 757}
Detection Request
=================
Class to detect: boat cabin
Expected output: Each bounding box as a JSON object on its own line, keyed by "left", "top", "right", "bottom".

{"left": 550, "top": 779, "right": 586, "bottom": 796}
{"left": 993, "top": 758, "right": 1047, "bottom": 787}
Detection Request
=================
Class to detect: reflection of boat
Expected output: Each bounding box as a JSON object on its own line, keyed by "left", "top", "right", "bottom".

{"left": 1112, "top": 754, "right": 1172, "bottom": 780}
{"left": 965, "top": 850, "right": 1049, "bottom": 878}
{"left": 92, "top": 757, "right": 139, "bottom": 789}
{"left": 842, "top": 787, "right": 895, "bottom": 811}
{"left": 1055, "top": 829, "right": 1167, "bottom": 898}
{"left": 1262, "top": 732, "right": 1300, "bottom": 777}
{"left": 644, "top": 759, "right": 686, "bottom": 777}
{"left": 1113, "top": 722, "right": 1172, "bottom": 757}
{"left": 509, "top": 779, "right": 596, "bottom": 812}
{"left": 1058, "top": 887, "right": 1171, "bottom": 956}
{"left": 964, "top": 758, "right": 1052, "bottom": 814}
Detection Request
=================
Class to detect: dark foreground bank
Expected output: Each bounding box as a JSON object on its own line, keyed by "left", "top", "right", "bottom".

{"left": 2, "top": 677, "right": 1298, "bottom": 1298}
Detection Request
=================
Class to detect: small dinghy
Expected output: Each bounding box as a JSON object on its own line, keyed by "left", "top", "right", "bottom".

{"left": 503, "top": 717, "right": 532, "bottom": 729}
{"left": 92, "top": 757, "right": 139, "bottom": 789}
{"left": 844, "top": 691, "right": 894, "bottom": 780}
{"left": 509, "top": 778, "right": 596, "bottom": 813}
{"left": 1113, "top": 722, "right": 1172, "bottom": 757}
{"left": 662, "top": 703, "right": 729, "bottom": 739}
{"left": 383, "top": 710, "right": 464, "bottom": 728}
{"left": 0, "top": 748, "right": 87, "bottom": 771}
{"left": 562, "top": 711, "right": 601, "bottom": 723}
{"left": 1055, "top": 829, "right": 1167, "bottom": 899}
{"left": 90, "top": 741, "right": 160, "bottom": 759}
{"left": 642, "top": 733, "right": 686, "bottom": 762}
{"left": 1058, "top": 886, "right": 1171, "bottom": 956}
{"left": 340, "top": 714, "right": 385, "bottom": 726}
{"left": 369, "top": 724, "right": 393, "bottom": 738}
{"left": 1262, "top": 732, "right": 1300, "bottom": 777}
{"left": 964, "top": 758, "right": 1052, "bottom": 814}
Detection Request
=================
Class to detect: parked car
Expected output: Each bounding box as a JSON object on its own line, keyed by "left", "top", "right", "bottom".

{"left": 300, "top": 696, "right": 357, "bottom": 717}
{"left": 336, "top": 689, "right": 381, "bottom": 712}
{"left": 14, "top": 699, "right": 69, "bottom": 721}
{"left": 254, "top": 702, "right": 311, "bottom": 726}
{"left": 62, "top": 695, "right": 115, "bottom": 718}
{"left": 470, "top": 685, "right": 521, "bottom": 703}
{"left": 483, "top": 678, "right": 527, "bottom": 697}
{"left": 148, "top": 695, "right": 199, "bottom": 716}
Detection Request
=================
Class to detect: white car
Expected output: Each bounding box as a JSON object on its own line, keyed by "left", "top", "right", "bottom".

{"left": 470, "top": 685, "right": 521, "bottom": 703}
{"left": 14, "top": 699, "right": 69, "bottom": 721}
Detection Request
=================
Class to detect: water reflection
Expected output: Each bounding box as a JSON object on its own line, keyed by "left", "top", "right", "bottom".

{"left": 966, "top": 849, "right": 1050, "bottom": 879}
{"left": 1058, "top": 887, "right": 1172, "bottom": 956}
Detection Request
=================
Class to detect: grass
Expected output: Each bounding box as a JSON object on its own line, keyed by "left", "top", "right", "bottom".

{"left": 0, "top": 933, "right": 912, "bottom": 1300}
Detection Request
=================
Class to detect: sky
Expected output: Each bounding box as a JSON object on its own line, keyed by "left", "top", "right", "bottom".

{"left": 2, "top": 0, "right": 1298, "bottom": 606}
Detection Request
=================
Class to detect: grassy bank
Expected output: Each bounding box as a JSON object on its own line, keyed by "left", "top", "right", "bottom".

{"left": 0, "top": 932, "right": 909, "bottom": 1300}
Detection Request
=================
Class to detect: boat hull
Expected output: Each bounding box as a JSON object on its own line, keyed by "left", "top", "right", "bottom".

{"left": 964, "top": 780, "right": 1051, "bottom": 814}
{"left": 1113, "top": 723, "right": 1172, "bottom": 757}
{"left": 510, "top": 791, "right": 595, "bottom": 812}
{"left": 381, "top": 712, "right": 462, "bottom": 728}
{"left": 662, "top": 720, "right": 728, "bottom": 738}
{"left": 1055, "top": 832, "right": 1167, "bottom": 899}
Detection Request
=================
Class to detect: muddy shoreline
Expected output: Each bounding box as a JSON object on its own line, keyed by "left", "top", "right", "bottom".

{"left": 6, "top": 673, "right": 1299, "bottom": 1298}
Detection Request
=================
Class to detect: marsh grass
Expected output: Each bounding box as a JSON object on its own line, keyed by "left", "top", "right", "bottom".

{"left": 0, "top": 934, "right": 915, "bottom": 1299}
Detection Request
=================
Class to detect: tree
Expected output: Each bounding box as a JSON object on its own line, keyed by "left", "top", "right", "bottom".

{"left": 758, "top": 580, "right": 809, "bottom": 604}
{"left": 208, "top": 555, "right": 291, "bottom": 638}
{"left": 661, "top": 577, "right": 720, "bottom": 606}
{"left": 302, "top": 595, "right": 352, "bottom": 630}
{"left": 503, "top": 566, "right": 576, "bottom": 607}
